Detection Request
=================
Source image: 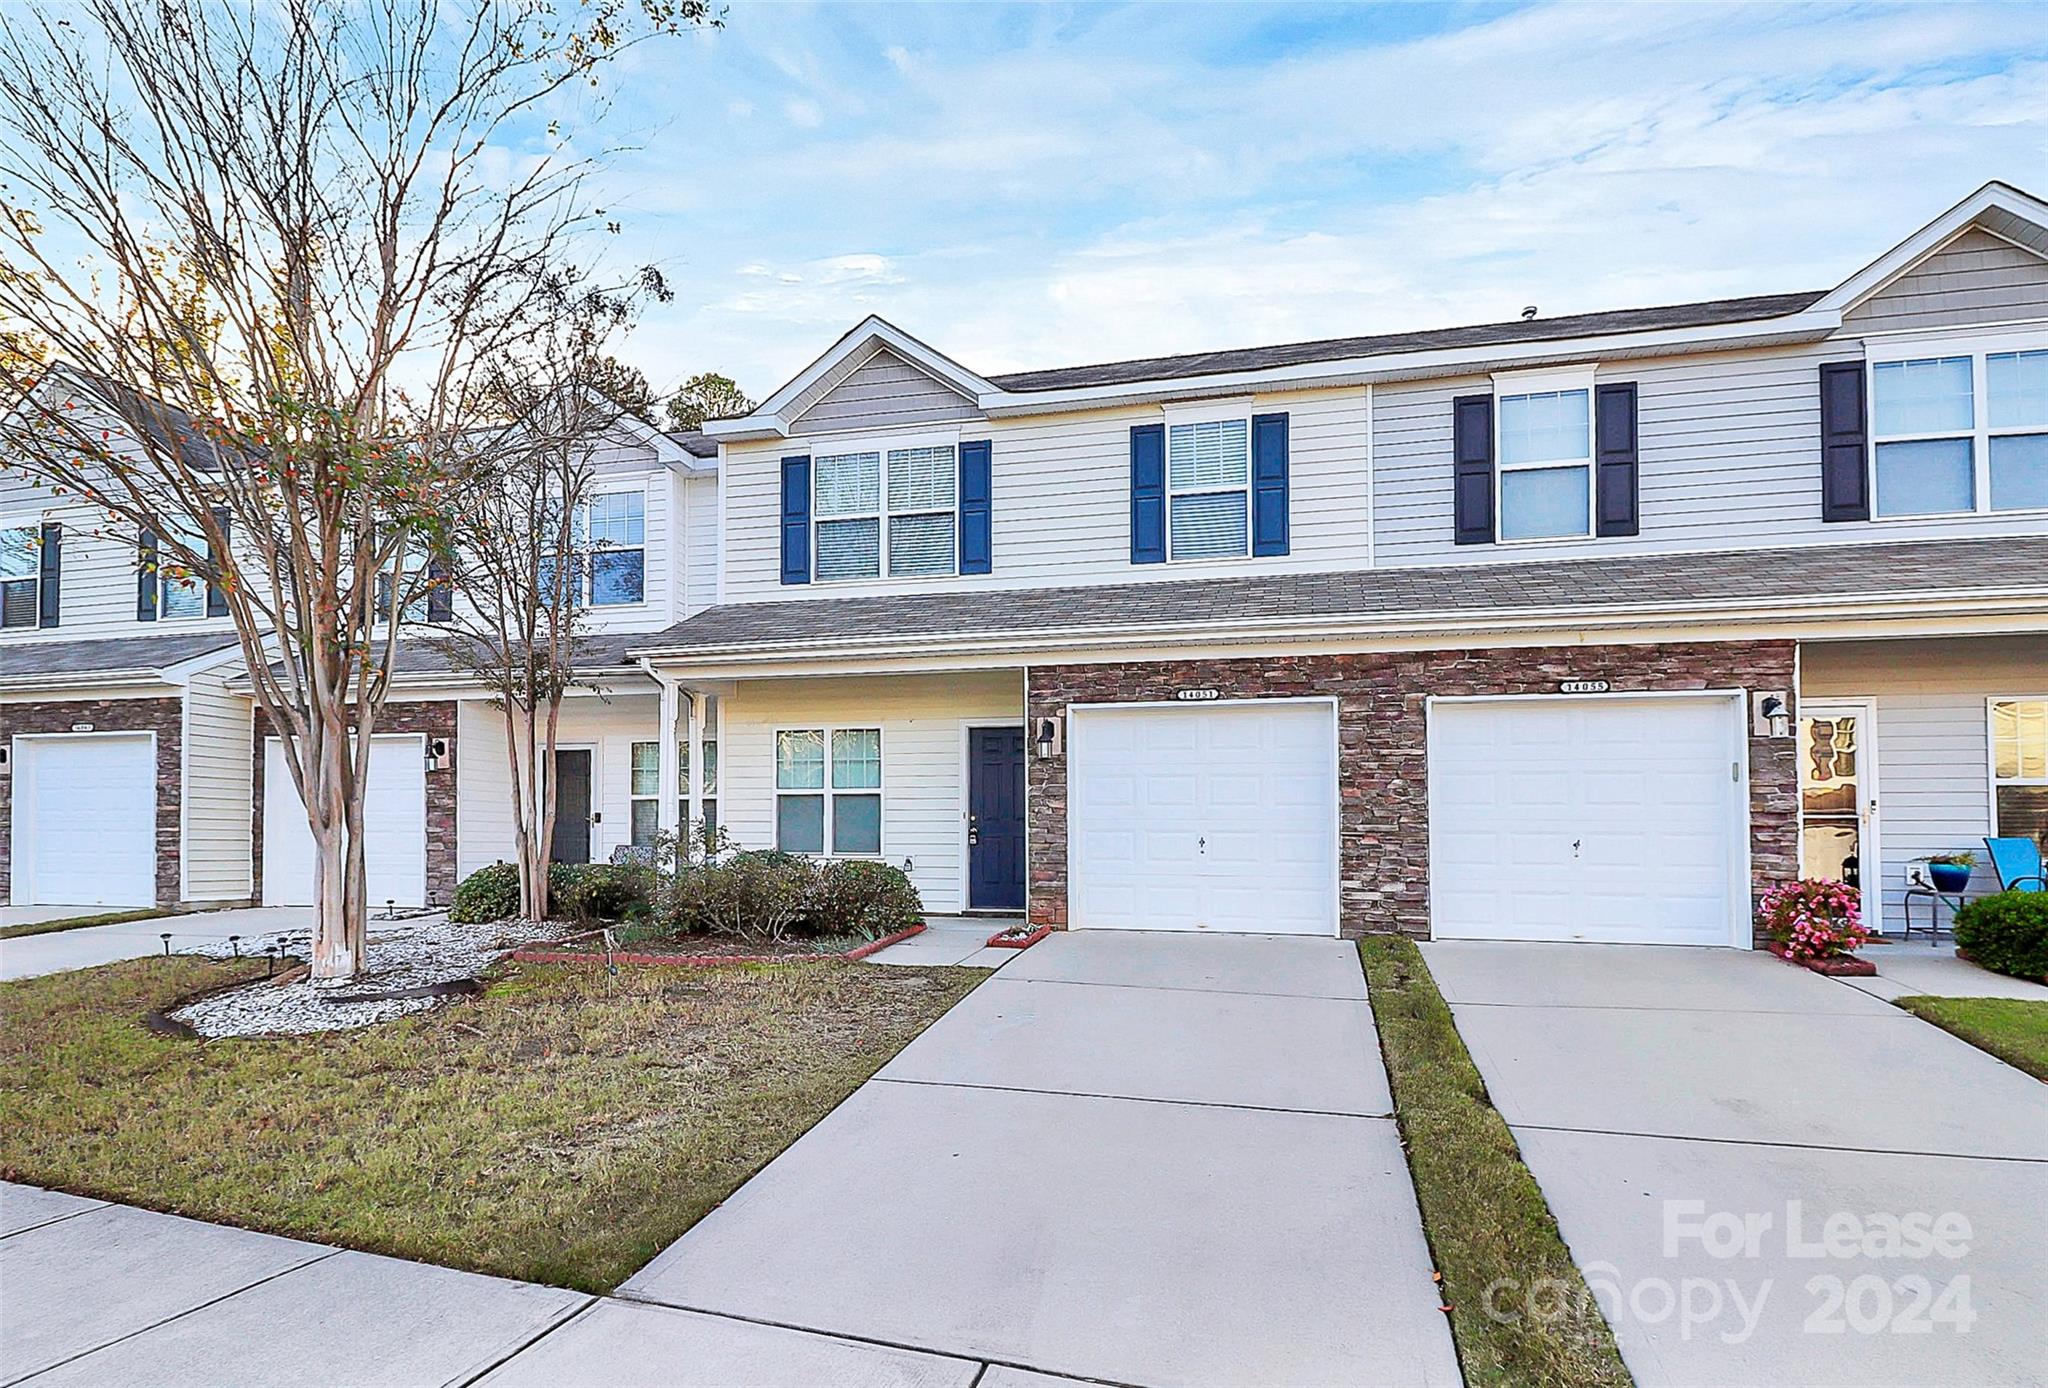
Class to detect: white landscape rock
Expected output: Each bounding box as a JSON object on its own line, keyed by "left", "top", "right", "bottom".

{"left": 172, "top": 915, "right": 573, "bottom": 1038}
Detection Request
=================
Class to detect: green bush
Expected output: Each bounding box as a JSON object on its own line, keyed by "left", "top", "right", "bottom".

{"left": 449, "top": 861, "right": 521, "bottom": 923}
{"left": 664, "top": 851, "right": 820, "bottom": 942}
{"left": 808, "top": 860, "right": 923, "bottom": 940}
{"left": 1953, "top": 890, "right": 2048, "bottom": 981}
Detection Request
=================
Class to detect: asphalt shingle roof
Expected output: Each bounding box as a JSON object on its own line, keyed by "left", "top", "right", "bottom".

{"left": 985, "top": 291, "right": 1829, "bottom": 393}
{"left": 626, "top": 536, "right": 2048, "bottom": 655}
{"left": 0, "top": 630, "right": 242, "bottom": 679}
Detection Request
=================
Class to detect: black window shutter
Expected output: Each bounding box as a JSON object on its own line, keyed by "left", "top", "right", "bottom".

{"left": 136, "top": 528, "right": 159, "bottom": 621}
{"left": 37, "top": 521, "right": 60, "bottom": 627}
{"left": 1594, "top": 382, "right": 1640, "bottom": 537}
{"left": 958, "top": 440, "right": 992, "bottom": 575}
{"left": 1819, "top": 361, "right": 1870, "bottom": 522}
{"left": 205, "top": 506, "right": 231, "bottom": 616}
{"left": 1451, "top": 394, "right": 1495, "bottom": 545}
{"left": 1250, "top": 412, "right": 1290, "bottom": 557}
{"left": 426, "top": 556, "right": 453, "bottom": 623}
{"left": 779, "top": 455, "right": 812, "bottom": 585}
{"left": 1130, "top": 424, "right": 1166, "bottom": 564}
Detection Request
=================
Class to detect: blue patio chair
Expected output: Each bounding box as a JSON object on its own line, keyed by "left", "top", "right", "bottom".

{"left": 1983, "top": 837, "right": 2046, "bottom": 893}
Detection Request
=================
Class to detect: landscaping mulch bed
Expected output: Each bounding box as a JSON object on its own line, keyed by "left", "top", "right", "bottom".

{"left": 511, "top": 923, "right": 925, "bottom": 967}
{"left": 986, "top": 924, "right": 1055, "bottom": 950}
{"left": 1766, "top": 943, "right": 1877, "bottom": 976}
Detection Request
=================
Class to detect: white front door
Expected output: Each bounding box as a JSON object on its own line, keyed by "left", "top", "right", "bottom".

{"left": 1428, "top": 695, "right": 1746, "bottom": 946}
{"left": 1798, "top": 700, "right": 1879, "bottom": 905}
{"left": 1068, "top": 701, "right": 1338, "bottom": 936}
{"left": 11, "top": 734, "right": 157, "bottom": 906}
{"left": 263, "top": 736, "right": 428, "bottom": 907}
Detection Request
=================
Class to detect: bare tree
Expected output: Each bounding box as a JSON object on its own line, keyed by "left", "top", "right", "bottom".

{"left": 430, "top": 274, "right": 662, "bottom": 922}
{"left": 0, "top": 0, "right": 709, "bottom": 978}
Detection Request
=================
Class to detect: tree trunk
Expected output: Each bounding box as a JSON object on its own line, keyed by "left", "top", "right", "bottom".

{"left": 308, "top": 734, "right": 366, "bottom": 979}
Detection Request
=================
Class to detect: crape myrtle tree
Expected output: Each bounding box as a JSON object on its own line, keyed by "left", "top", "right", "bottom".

{"left": 0, "top": 0, "right": 709, "bottom": 978}
{"left": 430, "top": 273, "right": 668, "bottom": 923}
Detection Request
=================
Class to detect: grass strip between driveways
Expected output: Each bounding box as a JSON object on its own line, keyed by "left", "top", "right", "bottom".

{"left": 0, "top": 907, "right": 180, "bottom": 940}
{"left": 0, "top": 953, "right": 984, "bottom": 1292}
{"left": 1895, "top": 995, "right": 2048, "bottom": 1081}
{"left": 1359, "top": 936, "right": 1632, "bottom": 1388}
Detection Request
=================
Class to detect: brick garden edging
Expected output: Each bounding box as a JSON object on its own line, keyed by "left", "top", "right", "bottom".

{"left": 509, "top": 922, "right": 927, "bottom": 967}
{"left": 0, "top": 697, "right": 184, "bottom": 906}
{"left": 1026, "top": 640, "right": 1800, "bottom": 942}
{"left": 1767, "top": 943, "right": 1879, "bottom": 976}
{"left": 987, "top": 924, "right": 1055, "bottom": 949}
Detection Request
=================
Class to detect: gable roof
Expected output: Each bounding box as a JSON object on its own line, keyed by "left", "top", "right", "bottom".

{"left": 1814, "top": 180, "right": 2048, "bottom": 314}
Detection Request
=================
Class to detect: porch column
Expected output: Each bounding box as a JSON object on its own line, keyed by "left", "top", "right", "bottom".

{"left": 656, "top": 675, "right": 681, "bottom": 838}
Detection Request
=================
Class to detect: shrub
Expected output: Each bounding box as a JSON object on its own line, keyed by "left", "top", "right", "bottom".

{"left": 665, "top": 850, "right": 820, "bottom": 942}
{"left": 1952, "top": 890, "right": 2048, "bottom": 981}
{"left": 807, "top": 860, "right": 924, "bottom": 940}
{"left": 548, "top": 861, "right": 657, "bottom": 924}
{"left": 449, "top": 861, "right": 521, "bottom": 924}
{"left": 1757, "top": 878, "right": 1868, "bottom": 960}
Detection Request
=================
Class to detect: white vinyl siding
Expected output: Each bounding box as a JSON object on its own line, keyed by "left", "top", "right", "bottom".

{"left": 454, "top": 693, "right": 666, "bottom": 875}
{"left": 1843, "top": 227, "right": 2048, "bottom": 332}
{"left": 180, "top": 665, "right": 254, "bottom": 900}
{"left": 787, "top": 346, "right": 981, "bottom": 436}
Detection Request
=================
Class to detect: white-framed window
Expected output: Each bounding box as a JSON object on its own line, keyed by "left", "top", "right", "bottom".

{"left": 542, "top": 488, "right": 647, "bottom": 606}
{"left": 0, "top": 524, "right": 41, "bottom": 629}
{"left": 813, "top": 440, "right": 959, "bottom": 581}
{"left": 1991, "top": 697, "right": 2048, "bottom": 853}
{"left": 158, "top": 515, "right": 209, "bottom": 619}
{"left": 1870, "top": 337, "right": 2048, "bottom": 517}
{"left": 375, "top": 567, "right": 431, "bottom": 623}
{"left": 629, "top": 740, "right": 661, "bottom": 847}
{"left": 775, "top": 727, "right": 882, "bottom": 854}
{"left": 1494, "top": 369, "right": 1594, "bottom": 542}
{"left": 1163, "top": 415, "right": 1251, "bottom": 561}
{"left": 680, "top": 734, "right": 718, "bottom": 846}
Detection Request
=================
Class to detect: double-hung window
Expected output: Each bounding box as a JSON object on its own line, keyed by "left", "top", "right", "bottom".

{"left": 158, "top": 515, "right": 209, "bottom": 619}
{"left": 680, "top": 731, "right": 719, "bottom": 845}
{"left": 1991, "top": 698, "right": 2048, "bottom": 853}
{"left": 1165, "top": 416, "right": 1250, "bottom": 560}
{"left": 1871, "top": 340, "right": 2048, "bottom": 517}
{"left": 0, "top": 525, "right": 40, "bottom": 629}
{"left": 630, "top": 741, "right": 661, "bottom": 847}
{"left": 1496, "top": 377, "right": 1593, "bottom": 541}
{"left": 775, "top": 727, "right": 882, "bottom": 854}
{"left": 542, "top": 490, "right": 647, "bottom": 606}
{"left": 812, "top": 441, "right": 959, "bottom": 581}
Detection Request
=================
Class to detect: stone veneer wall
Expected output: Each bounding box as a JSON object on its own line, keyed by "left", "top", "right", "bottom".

{"left": 0, "top": 697, "right": 185, "bottom": 905}
{"left": 251, "top": 701, "right": 459, "bottom": 905}
{"left": 1025, "top": 640, "right": 1799, "bottom": 942}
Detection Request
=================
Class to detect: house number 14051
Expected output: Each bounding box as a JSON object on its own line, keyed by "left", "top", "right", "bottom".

{"left": 1558, "top": 680, "right": 1610, "bottom": 694}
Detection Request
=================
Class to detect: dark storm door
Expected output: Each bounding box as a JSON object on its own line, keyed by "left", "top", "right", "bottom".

{"left": 968, "top": 727, "right": 1027, "bottom": 911}
{"left": 551, "top": 748, "right": 593, "bottom": 865}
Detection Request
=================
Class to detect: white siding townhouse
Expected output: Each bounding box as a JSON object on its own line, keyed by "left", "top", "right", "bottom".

{"left": 5, "top": 181, "right": 2048, "bottom": 947}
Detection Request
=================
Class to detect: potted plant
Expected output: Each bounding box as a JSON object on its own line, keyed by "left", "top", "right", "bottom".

{"left": 1757, "top": 879, "right": 1874, "bottom": 975}
{"left": 1923, "top": 852, "right": 1975, "bottom": 894}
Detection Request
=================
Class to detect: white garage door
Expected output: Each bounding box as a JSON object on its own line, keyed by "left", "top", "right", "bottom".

{"left": 11, "top": 735, "right": 157, "bottom": 906}
{"left": 1069, "top": 701, "right": 1337, "bottom": 935}
{"left": 263, "top": 736, "right": 427, "bottom": 907}
{"left": 1429, "top": 696, "right": 1745, "bottom": 946}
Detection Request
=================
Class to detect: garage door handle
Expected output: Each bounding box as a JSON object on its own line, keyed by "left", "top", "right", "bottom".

{"left": 1198, "top": 836, "right": 1206, "bottom": 853}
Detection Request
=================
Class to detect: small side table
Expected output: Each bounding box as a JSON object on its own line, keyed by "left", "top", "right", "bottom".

{"left": 1901, "top": 887, "right": 1965, "bottom": 945}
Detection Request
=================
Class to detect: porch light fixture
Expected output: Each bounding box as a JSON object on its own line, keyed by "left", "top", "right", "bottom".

{"left": 1752, "top": 691, "right": 1792, "bottom": 740}
{"left": 1034, "top": 715, "right": 1063, "bottom": 760}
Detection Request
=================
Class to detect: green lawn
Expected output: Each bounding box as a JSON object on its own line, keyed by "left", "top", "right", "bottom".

{"left": 0, "top": 954, "right": 984, "bottom": 1292}
{"left": 1359, "top": 937, "right": 1632, "bottom": 1388}
{"left": 1896, "top": 996, "right": 2048, "bottom": 1081}
{"left": 0, "top": 907, "right": 179, "bottom": 940}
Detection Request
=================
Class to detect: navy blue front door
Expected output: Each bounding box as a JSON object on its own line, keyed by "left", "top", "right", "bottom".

{"left": 968, "top": 727, "right": 1027, "bottom": 911}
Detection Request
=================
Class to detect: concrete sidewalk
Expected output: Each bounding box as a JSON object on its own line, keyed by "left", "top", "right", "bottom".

{"left": 1422, "top": 941, "right": 2048, "bottom": 1387}
{"left": 0, "top": 907, "right": 314, "bottom": 982}
{"left": 620, "top": 930, "right": 1461, "bottom": 1387}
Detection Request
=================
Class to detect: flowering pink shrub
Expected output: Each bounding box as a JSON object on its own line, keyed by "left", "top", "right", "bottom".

{"left": 1758, "top": 879, "right": 1869, "bottom": 960}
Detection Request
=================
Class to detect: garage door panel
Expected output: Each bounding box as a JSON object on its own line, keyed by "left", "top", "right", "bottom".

{"left": 264, "top": 737, "right": 427, "bottom": 907}
{"left": 1430, "top": 697, "right": 1741, "bottom": 947}
{"left": 14, "top": 736, "right": 157, "bottom": 906}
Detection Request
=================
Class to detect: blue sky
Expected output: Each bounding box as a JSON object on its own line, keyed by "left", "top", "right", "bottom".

{"left": 566, "top": 1, "right": 2048, "bottom": 404}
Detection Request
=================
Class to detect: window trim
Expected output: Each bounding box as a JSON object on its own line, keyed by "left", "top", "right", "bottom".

{"left": 547, "top": 482, "right": 651, "bottom": 609}
{"left": 1986, "top": 694, "right": 2048, "bottom": 841}
{"left": 1158, "top": 399, "right": 1255, "bottom": 564}
{"left": 0, "top": 517, "right": 44, "bottom": 631}
{"left": 155, "top": 517, "right": 211, "bottom": 622}
{"left": 808, "top": 428, "right": 963, "bottom": 584}
{"left": 773, "top": 724, "right": 885, "bottom": 857}
{"left": 1491, "top": 365, "right": 1596, "bottom": 545}
{"left": 1866, "top": 327, "right": 2048, "bottom": 521}
{"left": 629, "top": 739, "right": 662, "bottom": 848}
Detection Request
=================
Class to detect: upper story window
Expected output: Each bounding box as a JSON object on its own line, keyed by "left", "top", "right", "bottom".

{"left": 541, "top": 489, "right": 646, "bottom": 606}
{"left": 1166, "top": 418, "right": 1250, "bottom": 561}
{"left": 0, "top": 525, "right": 41, "bottom": 629}
{"left": 1496, "top": 384, "right": 1593, "bottom": 542}
{"left": 1871, "top": 342, "right": 2048, "bottom": 517}
{"left": 158, "top": 516, "right": 208, "bottom": 619}
{"left": 813, "top": 442, "right": 959, "bottom": 581}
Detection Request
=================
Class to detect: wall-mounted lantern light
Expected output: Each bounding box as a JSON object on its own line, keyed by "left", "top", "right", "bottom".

{"left": 1034, "top": 714, "right": 1064, "bottom": 760}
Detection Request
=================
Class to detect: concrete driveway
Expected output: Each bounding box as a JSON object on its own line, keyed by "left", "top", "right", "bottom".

{"left": 0, "top": 906, "right": 312, "bottom": 982}
{"left": 1423, "top": 942, "right": 2048, "bottom": 1387}
{"left": 621, "top": 930, "right": 1462, "bottom": 1387}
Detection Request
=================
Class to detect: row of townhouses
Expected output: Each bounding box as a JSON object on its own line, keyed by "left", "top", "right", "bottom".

{"left": 4, "top": 182, "right": 2046, "bottom": 948}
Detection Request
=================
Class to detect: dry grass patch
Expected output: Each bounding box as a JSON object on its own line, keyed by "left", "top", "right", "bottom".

{"left": 0, "top": 954, "right": 983, "bottom": 1292}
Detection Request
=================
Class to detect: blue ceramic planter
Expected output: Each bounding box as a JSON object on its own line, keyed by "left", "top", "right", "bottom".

{"left": 1927, "top": 861, "right": 1972, "bottom": 894}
